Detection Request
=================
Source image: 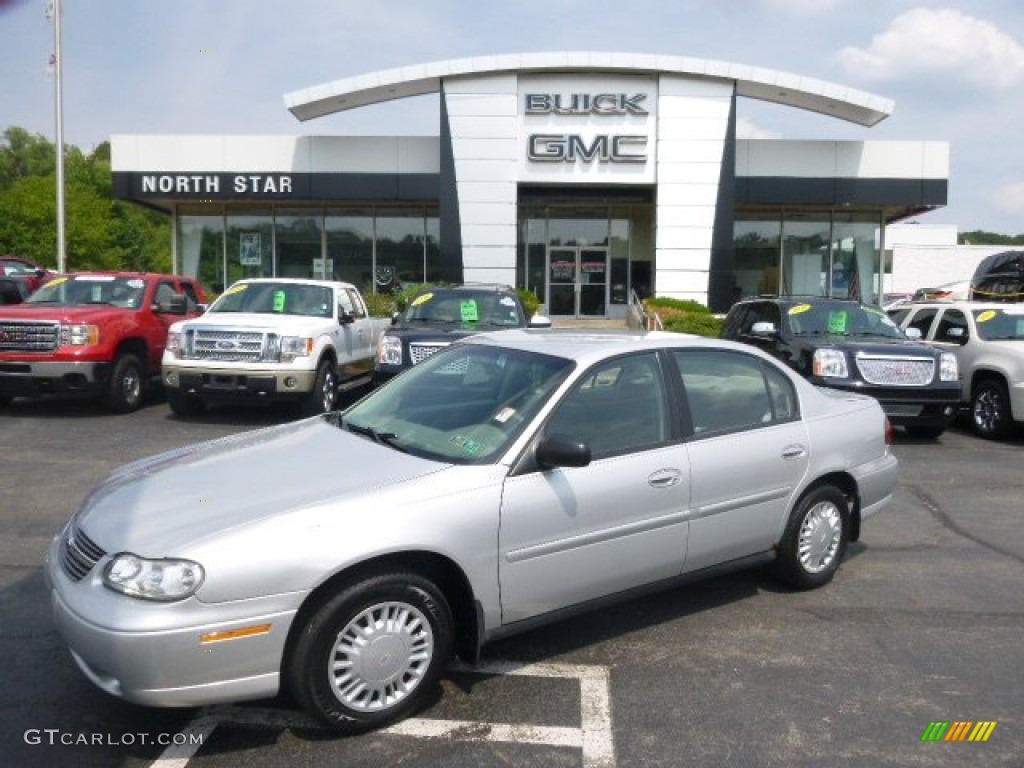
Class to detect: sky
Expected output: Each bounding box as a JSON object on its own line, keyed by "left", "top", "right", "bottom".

{"left": 2, "top": 0, "right": 1024, "bottom": 234}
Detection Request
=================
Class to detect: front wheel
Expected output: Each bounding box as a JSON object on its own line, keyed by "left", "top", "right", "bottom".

{"left": 286, "top": 572, "right": 453, "bottom": 734}
{"left": 972, "top": 379, "right": 1012, "bottom": 440}
{"left": 0, "top": 396, "right": 12, "bottom": 410}
{"left": 299, "top": 360, "right": 338, "bottom": 417}
{"left": 104, "top": 354, "right": 144, "bottom": 413}
{"left": 166, "top": 388, "right": 206, "bottom": 418}
{"left": 773, "top": 485, "right": 848, "bottom": 590}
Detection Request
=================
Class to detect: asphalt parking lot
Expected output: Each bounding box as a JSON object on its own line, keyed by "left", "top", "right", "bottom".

{"left": 1, "top": 393, "right": 1022, "bottom": 768}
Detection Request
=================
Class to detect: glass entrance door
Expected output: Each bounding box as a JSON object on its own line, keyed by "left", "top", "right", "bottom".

{"left": 546, "top": 247, "right": 609, "bottom": 317}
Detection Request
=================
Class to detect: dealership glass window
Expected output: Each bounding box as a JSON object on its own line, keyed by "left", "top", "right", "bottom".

{"left": 548, "top": 209, "right": 609, "bottom": 247}
{"left": 326, "top": 207, "right": 374, "bottom": 292}
{"left": 226, "top": 207, "right": 273, "bottom": 284}
{"left": 376, "top": 207, "right": 427, "bottom": 292}
{"left": 781, "top": 214, "right": 830, "bottom": 297}
{"left": 276, "top": 207, "right": 324, "bottom": 279}
{"left": 830, "top": 213, "right": 881, "bottom": 304}
{"left": 609, "top": 209, "right": 630, "bottom": 305}
{"left": 518, "top": 211, "right": 547, "bottom": 300}
{"left": 733, "top": 216, "right": 782, "bottom": 299}
{"left": 425, "top": 211, "right": 441, "bottom": 283}
{"left": 176, "top": 206, "right": 224, "bottom": 293}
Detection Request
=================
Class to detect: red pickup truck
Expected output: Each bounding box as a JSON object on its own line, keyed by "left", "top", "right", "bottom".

{"left": 0, "top": 272, "right": 205, "bottom": 412}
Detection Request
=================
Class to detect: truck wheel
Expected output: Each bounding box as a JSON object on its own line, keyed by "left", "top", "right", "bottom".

{"left": 104, "top": 354, "right": 144, "bottom": 413}
{"left": 300, "top": 360, "right": 338, "bottom": 417}
{"left": 772, "top": 485, "right": 848, "bottom": 590}
{"left": 971, "top": 378, "right": 1012, "bottom": 440}
{"left": 0, "top": 396, "right": 12, "bottom": 409}
{"left": 167, "top": 388, "right": 206, "bottom": 418}
{"left": 286, "top": 571, "right": 453, "bottom": 734}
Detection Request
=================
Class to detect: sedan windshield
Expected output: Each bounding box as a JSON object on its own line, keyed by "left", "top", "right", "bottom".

{"left": 973, "top": 307, "right": 1024, "bottom": 341}
{"left": 340, "top": 343, "right": 574, "bottom": 463}
{"left": 785, "top": 302, "right": 905, "bottom": 340}
{"left": 402, "top": 289, "right": 525, "bottom": 327}
{"left": 27, "top": 275, "right": 145, "bottom": 308}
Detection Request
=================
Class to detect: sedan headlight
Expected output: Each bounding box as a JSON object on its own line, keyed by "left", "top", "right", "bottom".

{"left": 377, "top": 335, "right": 403, "bottom": 366}
{"left": 280, "top": 336, "right": 314, "bottom": 362}
{"left": 59, "top": 323, "right": 99, "bottom": 346}
{"left": 938, "top": 352, "right": 958, "bottom": 382}
{"left": 813, "top": 348, "right": 849, "bottom": 378}
{"left": 103, "top": 553, "right": 204, "bottom": 601}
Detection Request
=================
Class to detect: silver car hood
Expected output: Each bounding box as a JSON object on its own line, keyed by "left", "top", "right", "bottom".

{"left": 75, "top": 417, "right": 448, "bottom": 555}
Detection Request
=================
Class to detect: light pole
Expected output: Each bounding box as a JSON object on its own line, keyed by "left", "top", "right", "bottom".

{"left": 51, "top": 0, "right": 67, "bottom": 273}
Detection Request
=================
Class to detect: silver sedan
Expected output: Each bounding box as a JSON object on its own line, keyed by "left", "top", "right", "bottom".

{"left": 46, "top": 330, "right": 898, "bottom": 734}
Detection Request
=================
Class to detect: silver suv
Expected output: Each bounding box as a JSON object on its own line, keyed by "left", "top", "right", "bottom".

{"left": 889, "top": 301, "right": 1024, "bottom": 439}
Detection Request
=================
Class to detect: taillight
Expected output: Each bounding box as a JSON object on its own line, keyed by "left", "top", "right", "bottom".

{"left": 884, "top": 417, "right": 894, "bottom": 446}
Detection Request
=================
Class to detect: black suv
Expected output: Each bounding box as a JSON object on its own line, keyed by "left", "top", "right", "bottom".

{"left": 373, "top": 284, "right": 551, "bottom": 384}
{"left": 721, "top": 296, "right": 960, "bottom": 438}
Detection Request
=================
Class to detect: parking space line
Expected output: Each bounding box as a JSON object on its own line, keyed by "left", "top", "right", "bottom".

{"left": 152, "top": 661, "right": 615, "bottom": 768}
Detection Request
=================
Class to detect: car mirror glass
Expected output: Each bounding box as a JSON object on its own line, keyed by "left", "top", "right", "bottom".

{"left": 904, "top": 327, "right": 923, "bottom": 340}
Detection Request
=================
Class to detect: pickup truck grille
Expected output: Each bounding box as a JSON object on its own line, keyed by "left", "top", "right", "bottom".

{"left": 59, "top": 524, "right": 106, "bottom": 582}
{"left": 856, "top": 355, "right": 935, "bottom": 386}
{"left": 0, "top": 320, "right": 59, "bottom": 352}
{"left": 409, "top": 342, "right": 450, "bottom": 365}
{"left": 186, "top": 329, "right": 267, "bottom": 363}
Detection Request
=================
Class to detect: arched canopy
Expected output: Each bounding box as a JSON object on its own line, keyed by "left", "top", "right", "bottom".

{"left": 284, "top": 51, "right": 894, "bottom": 127}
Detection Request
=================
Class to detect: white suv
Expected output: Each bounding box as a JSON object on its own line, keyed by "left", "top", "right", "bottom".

{"left": 889, "top": 301, "right": 1024, "bottom": 439}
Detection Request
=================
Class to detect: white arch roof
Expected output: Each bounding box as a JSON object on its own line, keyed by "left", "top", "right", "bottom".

{"left": 283, "top": 51, "right": 894, "bottom": 127}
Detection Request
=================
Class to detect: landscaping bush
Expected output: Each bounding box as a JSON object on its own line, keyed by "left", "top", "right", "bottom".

{"left": 517, "top": 287, "right": 540, "bottom": 318}
{"left": 643, "top": 296, "right": 722, "bottom": 337}
{"left": 363, "top": 291, "right": 397, "bottom": 317}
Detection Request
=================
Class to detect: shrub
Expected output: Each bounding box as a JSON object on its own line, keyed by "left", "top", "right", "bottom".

{"left": 363, "top": 291, "right": 397, "bottom": 317}
{"left": 643, "top": 296, "right": 722, "bottom": 337}
{"left": 517, "top": 287, "right": 540, "bottom": 318}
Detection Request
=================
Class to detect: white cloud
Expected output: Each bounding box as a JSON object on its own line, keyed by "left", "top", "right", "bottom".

{"left": 736, "top": 118, "right": 782, "bottom": 140}
{"left": 993, "top": 181, "right": 1024, "bottom": 215}
{"left": 836, "top": 7, "right": 1024, "bottom": 89}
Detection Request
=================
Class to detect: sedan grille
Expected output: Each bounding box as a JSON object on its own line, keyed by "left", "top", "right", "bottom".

{"left": 187, "top": 328, "right": 266, "bottom": 362}
{"left": 59, "top": 524, "right": 106, "bottom": 582}
{"left": 855, "top": 355, "right": 934, "bottom": 386}
{"left": 0, "top": 320, "right": 59, "bottom": 352}
{"left": 409, "top": 342, "right": 450, "bottom": 365}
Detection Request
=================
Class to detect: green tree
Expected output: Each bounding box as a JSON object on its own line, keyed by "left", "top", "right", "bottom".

{"left": 0, "top": 127, "right": 56, "bottom": 189}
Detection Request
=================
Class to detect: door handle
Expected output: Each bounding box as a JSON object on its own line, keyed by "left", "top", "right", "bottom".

{"left": 781, "top": 444, "right": 807, "bottom": 460}
{"left": 648, "top": 468, "right": 682, "bottom": 488}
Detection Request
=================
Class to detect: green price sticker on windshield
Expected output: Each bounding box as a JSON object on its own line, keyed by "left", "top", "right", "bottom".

{"left": 273, "top": 290, "right": 286, "bottom": 312}
{"left": 827, "top": 311, "right": 848, "bottom": 333}
{"left": 461, "top": 300, "right": 479, "bottom": 323}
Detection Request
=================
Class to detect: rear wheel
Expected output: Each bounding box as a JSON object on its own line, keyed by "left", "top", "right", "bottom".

{"left": 971, "top": 379, "right": 1012, "bottom": 440}
{"left": 104, "top": 354, "right": 144, "bottom": 413}
{"left": 166, "top": 388, "right": 206, "bottom": 417}
{"left": 287, "top": 571, "right": 453, "bottom": 734}
{"left": 773, "top": 485, "right": 848, "bottom": 590}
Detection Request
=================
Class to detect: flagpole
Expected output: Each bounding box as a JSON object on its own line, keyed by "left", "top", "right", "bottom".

{"left": 53, "top": 0, "right": 67, "bottom": 274}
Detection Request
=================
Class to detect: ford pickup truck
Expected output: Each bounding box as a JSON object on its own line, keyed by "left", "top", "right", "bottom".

{"left": 0, "top": 272, "right": 205, "bottom": 412}
{"left": 162, "top": 278, "right": 389, "bottom": 417}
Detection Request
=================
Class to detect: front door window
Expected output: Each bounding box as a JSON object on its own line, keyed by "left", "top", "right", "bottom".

{"left": 546, "top": 247, "right": 608, "bottom": 317}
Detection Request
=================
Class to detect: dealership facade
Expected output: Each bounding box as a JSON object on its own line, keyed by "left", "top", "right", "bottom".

{"left": 111, "top": 52, "right": 949, "bottom": 316}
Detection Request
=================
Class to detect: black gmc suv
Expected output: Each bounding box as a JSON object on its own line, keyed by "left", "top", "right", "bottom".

{"left": 373, "top": 284, "right": 551, "bottom": 385}
{"left": 721, "top": 296, "right": 960, "bottom": 438}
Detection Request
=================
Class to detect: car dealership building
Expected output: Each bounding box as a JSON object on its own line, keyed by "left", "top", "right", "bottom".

{"left": 110, "top": 52, "right": 949, "bottom": 316}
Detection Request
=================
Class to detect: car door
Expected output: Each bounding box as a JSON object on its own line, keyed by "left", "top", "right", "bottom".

{"left": 334, "top": 287, "right": 373, "bottom": 379}
{"left": 498, "top": 351, "right": 689, "bottom": 624}
{"left": 668, "top": 348, "right": 810, "bottom": 573}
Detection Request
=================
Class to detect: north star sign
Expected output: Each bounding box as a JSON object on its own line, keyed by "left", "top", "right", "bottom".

{"left": 524, "top": 92, "right": 649, "bottom": 164}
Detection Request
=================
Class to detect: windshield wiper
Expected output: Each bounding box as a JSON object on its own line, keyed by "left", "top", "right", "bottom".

{"left": 344, "top": 420, "right": 407, "bottom": 452}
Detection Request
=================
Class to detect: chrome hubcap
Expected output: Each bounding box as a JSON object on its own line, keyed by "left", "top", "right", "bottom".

{"left": 321, "top": 370, "right": 337, "bottom": 412}
{"left": 328, "top": 601, "right": 434, "bottom": 713}
{"left": 973, "top": 389, "right": 1001, "bottom": 433}
{"left": 122, "top": 368, "right": 141, "bottom": 404}
{"left": 797, "top": 501, "right": 842, "bottom": 574}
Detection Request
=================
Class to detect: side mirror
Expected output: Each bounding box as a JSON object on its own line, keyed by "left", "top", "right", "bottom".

{"left": 339, "top": 309, "right": 356, "bottom": 325}
{"left": 195, "top": 303, "right": 208, "bottom": 314}
{"left": 157, "top": 294, "right": 188, "bottom": 315}
{"left": 904, "top": 327, "right": 923, "bottom": 340}
{"left": 750, "top": 321, "right": 778, "bottom": 337}
{"left": 536, "top": 434, "right": 591, "bottom": 469}
{"left": 528, "top": 313, "right": 552, "bottom": 329}
{"left": 34, "top": 268, "right": 47, "bottom": 278}
{"left": 391, "top": 311, "right": 402, "bottom": 325}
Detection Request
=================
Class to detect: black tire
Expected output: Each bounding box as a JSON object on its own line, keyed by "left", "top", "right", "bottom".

{"left": 166, "top": 388, "right": 206, "bottom": 418}
{"left": 773, "top": 485, "right": 849, "bottom": 590}
{"left": 286, "top": 571, "right": 453, "bottom": 734}
{"left": 904, "top": 425, "right": 945, "bottom": 439}
{"left": 299, "top": 359, "right": 338, "bottom": 417}
{"left": 103, "top": 354, "right": 144, "bottom": 413}
{"left": 971, "top": 378, "right": 1012, "bottom": 440}
{"left": 0, "top": 396, "right": 12, "bottom": 409}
